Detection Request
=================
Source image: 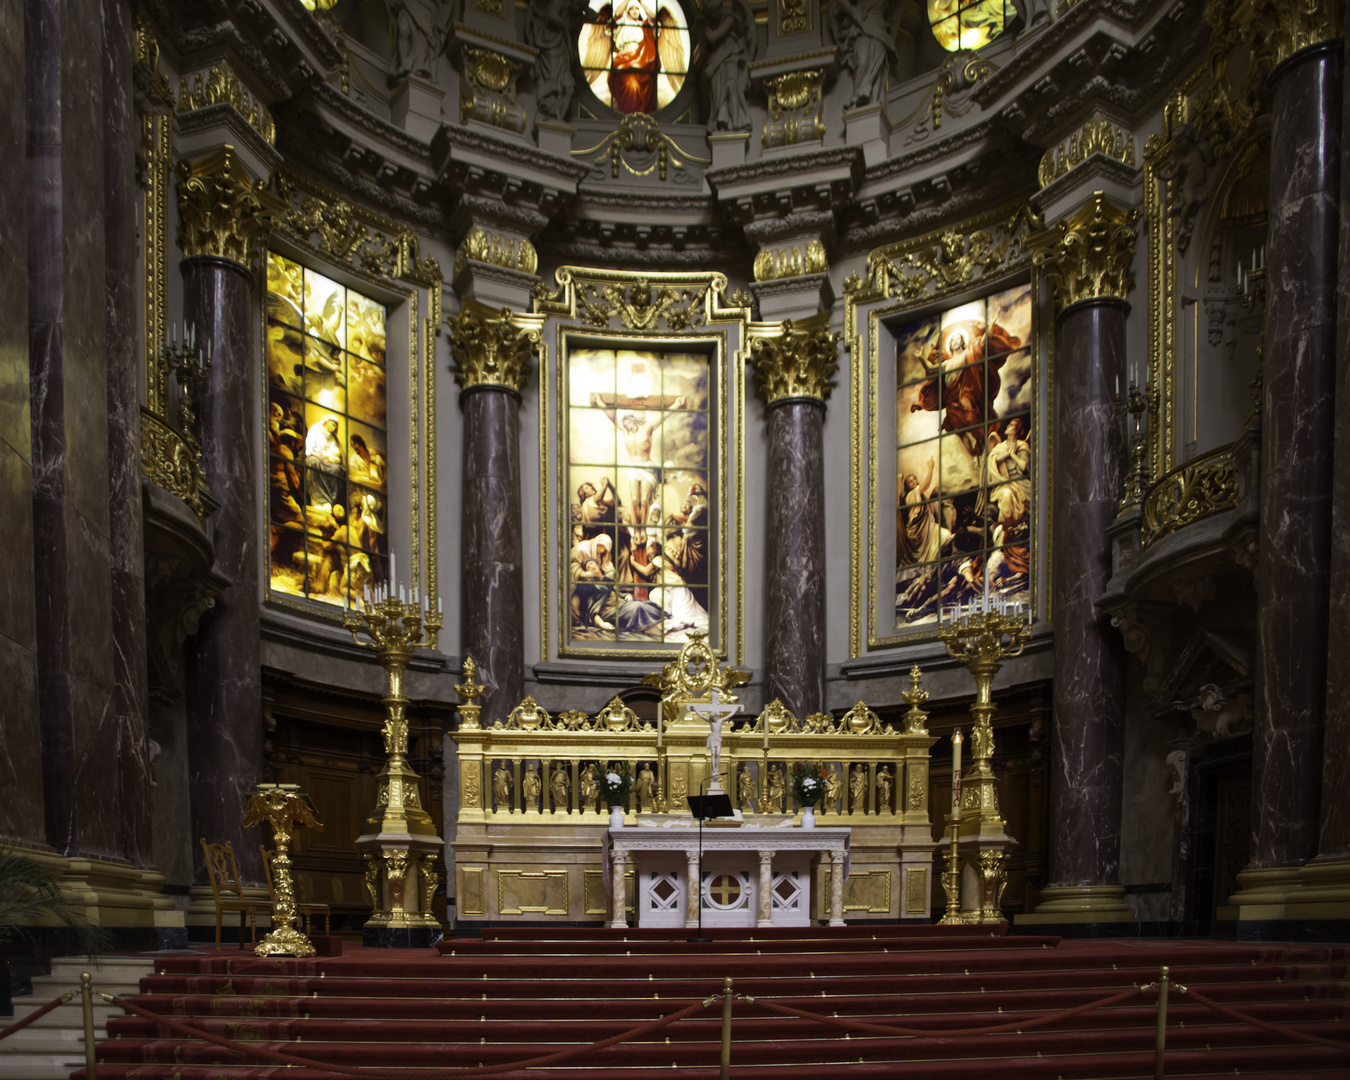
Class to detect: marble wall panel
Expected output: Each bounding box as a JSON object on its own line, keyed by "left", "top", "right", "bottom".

{"left": 0, "top": 633, "right": 44, "bottom": 841}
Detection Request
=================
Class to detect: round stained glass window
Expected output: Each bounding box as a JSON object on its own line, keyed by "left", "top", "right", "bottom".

{"left": 578, "top": 0, "right": 691, "bottom": 114}
{"left": 928, "top": 0, "right": 1007, "bottom": 51}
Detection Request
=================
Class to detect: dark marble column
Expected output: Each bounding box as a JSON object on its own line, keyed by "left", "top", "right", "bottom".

{"left": 763, "top": 399, "right": 826, "bottom": 718}
{"left": 1047, "top": 299, "right": 1128, "bottom": 893}
{"left": 103, "top": 0, "right": 153, "bottom": 867}
{"left": 1321, "top": 17, "right": 1350, "bottom": 865}
{"left": 183, "top": 257, "right": 264, "bottom": 885}
{"left": 460, "top": 386, "right": 523, "bottom": 725}
{"left": 1251, "top": 41, "right": 1342, "bottom": 872}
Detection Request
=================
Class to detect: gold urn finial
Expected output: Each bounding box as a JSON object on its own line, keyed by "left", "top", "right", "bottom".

{"left": 748, "top": 311, "right": 840, "bottom": 405}
{"left": 455, "top": 655, "right": 484, "bottom": 703}
{"left": 901, "top": 665, "right": 930, "bottom": 735}
{"left": 449, "top": 297, "right": 539, "bottom": 395}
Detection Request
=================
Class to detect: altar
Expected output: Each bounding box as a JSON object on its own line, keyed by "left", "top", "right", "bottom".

{"left": 606, "top": 823, "right": 851, "bottom": 928}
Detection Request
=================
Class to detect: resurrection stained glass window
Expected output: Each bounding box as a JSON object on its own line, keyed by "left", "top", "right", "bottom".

{"left": 927, "top": 0, "right": 1007, "bottom": 51}
{"left": 566, "top": 348, "right": 710, "bottom": 647}
{"left": 579, "top": 0, "right": 690, "bottom": 114}
{"left": 266, "top": 253, "right": 389, "bottom": 607}
{"left": 893, "top": 285, "right": 1033, "bottom": 633}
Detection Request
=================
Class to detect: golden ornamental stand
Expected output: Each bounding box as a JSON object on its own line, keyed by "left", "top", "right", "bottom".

{"left": 344, "top": 589, "right": 446, "bottom": 946}
{"left": 243, "top": 783, "right": 323, "bottom": 957}
{"left": 937, "top": 606, "right": 1031, "bottom": 923}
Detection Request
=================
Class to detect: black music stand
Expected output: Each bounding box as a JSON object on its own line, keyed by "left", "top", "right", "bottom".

{"left": 686, "top": 783, "right": 734, "bottom": 943}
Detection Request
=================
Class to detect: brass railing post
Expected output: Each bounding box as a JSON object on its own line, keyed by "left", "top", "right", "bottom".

{"left": 80, "top": 972, "right": 97, "bottom": 1080}
{"left": 1154, "top": 965, "right": 1169, "bottom": 1080}
{"left": 720, "top": 976, "right": 733, "bottom": 1080}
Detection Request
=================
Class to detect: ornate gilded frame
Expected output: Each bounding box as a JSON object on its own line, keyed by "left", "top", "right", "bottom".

{"left": 533, "top": 268, "right": 752, "bottom": 664}
{"left": 844, "top": 201, "right": 1048, "bottom": 654}
{"left": 263, "top": 167, "right": 443, "bottom": 619}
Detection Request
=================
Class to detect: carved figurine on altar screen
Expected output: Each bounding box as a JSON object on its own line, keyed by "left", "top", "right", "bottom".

{"left": 580, "top": 763, "right": 598, "bottom": 812}
{"left": 492, "top": 762, "right": 512, "bottom": 810}
{"left": 849, "top": 763, "right": 867, "bottom": 811}
{"left": 702, "top": 0, "right": 758, "bottom": 132}
{"left": 551, "top": 764, "right": 570, "bottom": 812}
{"left": 523, "top": 764, "right": 542, "bottom": 811}
{"left": 823, "top": 767, "right": 841, "bottom": 813}
{"left": 636, "top": 763, "right": 656, "bottom": 810}
{"left": 876, "top": 766, "right": 893, "bottom": 812}
{"left": 765, "top": 764, "right": 785, "bottom": 812}
{"left": 526, "top": 0, "right": 587, "bottom": 121}
{"left": 736, "top": 764, "right": 757, "bottom": 811}
{"left": 830, "top": 0, "right": 902, "bottom": 108}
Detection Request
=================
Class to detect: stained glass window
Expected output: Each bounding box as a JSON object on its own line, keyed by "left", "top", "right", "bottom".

{"left": 579, "top": 0, "right": 690, "bottom": 114}
{"left": 927, "top": 0, "right": 1007, "bottom": 51}
{"left": 266, "top": 253, "right": 389, "bottom": 608}
{"left": 893, "top": 285, "right": 1033, "bottom": 633}
{"left": 566, "top": 348, "right": 710, "bottom": 646}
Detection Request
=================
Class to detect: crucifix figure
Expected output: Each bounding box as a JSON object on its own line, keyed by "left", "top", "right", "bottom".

{"left": 687, "top": 688, "right": 739, "bottom": 795}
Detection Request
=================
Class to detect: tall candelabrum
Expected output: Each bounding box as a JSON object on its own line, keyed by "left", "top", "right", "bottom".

{"left": 1119, "top": 381, "right": 1155, "bottom": 512}
{"left": 937, "top": 605, "right": 1032, "bottom": 923}
{"left": 243, "top": 783, "right": 323, "bottom": 957}
{"left": 161, "top": 322, "right": 212, "bottom": 455}
{"left": 343, "top": 580, "right": 446, "bottom": 945}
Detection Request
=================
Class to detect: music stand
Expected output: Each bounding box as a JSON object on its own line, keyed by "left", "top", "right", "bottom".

{"left": 687, "top": 782, "right": 734, "bottom": 943}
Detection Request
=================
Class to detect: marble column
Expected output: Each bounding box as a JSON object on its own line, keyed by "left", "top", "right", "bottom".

{"left": 749, "top": 313, "right": 838, "bottom": 719}
{"left": 449, "top": 298, "right": 536, "bottom": 725}
{"left": 1030, "top": 194, "right": 1137, "bottom": 919}
{"left": 1249, "top": 41, "right": 1342, "bottom": 878}
{"left": 176, "top": 149, "right": 272, "bottom": 885}
{"left": 103, "top": 0, "right": 153, "bottom": 866}
{"left": 1321, "top": 14, "right": 1350, "bottom": 867}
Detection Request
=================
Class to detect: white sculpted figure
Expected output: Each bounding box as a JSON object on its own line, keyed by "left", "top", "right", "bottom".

{"left": 384, "top": 0, "right": 446, "bottom": 81}
{"left": 527, "top": 0, "right": 587, "bottom": 122}
{"left": 688, "top": 689, "right": 738, "bottom": 796}
{"left": 702, "top": 0, "right": 758, "bottom": 132}
{"left": 830, "top": 0, "right": 902, "bottom": 108}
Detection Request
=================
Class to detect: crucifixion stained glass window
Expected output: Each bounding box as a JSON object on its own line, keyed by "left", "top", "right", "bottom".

{"left": 265, "top": 253, "right": 389, "bottom": 608}
{"left": 579, "top": 0, "right": 689, "bottom": 114}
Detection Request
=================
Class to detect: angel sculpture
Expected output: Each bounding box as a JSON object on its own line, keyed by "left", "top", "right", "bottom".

{"left": 702, "top": 0, "right": 758, "bottom": 132}
{"left": 581, "top": 0, "right": 687, "bottom": 114}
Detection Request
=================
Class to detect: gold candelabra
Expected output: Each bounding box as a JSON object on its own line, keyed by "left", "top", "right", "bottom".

{"left": 344, "top": 589, "right": 446, "bottom": 941}
{"left": 1119, "top": 381, "right": 1155, "bottom": 512}
{"left": 243, "top": 783, "right": 323, "bottom": 957}
{"left": 937, "top": 607, "right": 1031, "bottom": 923}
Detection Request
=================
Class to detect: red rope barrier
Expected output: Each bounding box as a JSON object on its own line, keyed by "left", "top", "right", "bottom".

{"left": 747, "top": 986, "right": 1144, "bottom": 1039}
{"left": 1180, "top": 986, "right": 1350, "bottom": 1054}
{"left": 108, "top": 993, "right": 712, "bottom": 1078}
{"left": 0, "top": 992, "right": 76, "bottom": 1041}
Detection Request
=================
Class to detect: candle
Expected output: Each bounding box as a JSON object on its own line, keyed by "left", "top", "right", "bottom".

{"left": 390, "top": 552, "right": 397, "bottom": 591}
{"left": 437, "top": 594, "right": 443, "bottom": 614}
{"left": 951, "top": 729, "right": 963, "bottom": 814}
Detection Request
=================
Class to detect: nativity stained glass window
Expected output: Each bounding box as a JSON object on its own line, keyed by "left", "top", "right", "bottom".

{"left": 893, "top": 285, "right": 1033, "bottom": 633}
{"left": 579, "top": 0, "right": 690, "bottom": 114}
{"left": 927, "top": 0, "right": 1007, "bottom": 51}
{"left": 265, "top": 253, "right": 389, "bottom": 608}
{"left": 566, "top": 348, "right": 711, "bottom": 648}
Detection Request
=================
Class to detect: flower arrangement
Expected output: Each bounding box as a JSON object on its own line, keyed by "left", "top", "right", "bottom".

{"left": 790, "top": 761, "right": 830, "bottom": 807}
{"left": 594, "top": 760, "right": 635, "bottom": 806}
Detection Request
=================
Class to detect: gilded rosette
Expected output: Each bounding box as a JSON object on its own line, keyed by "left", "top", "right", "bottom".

{"left": 1030, "top": 192, "right": 1138, "bottom": 311}
{"left": 449, "top": 297, "right": 540, "bottom": 395}
{"left": 174, "top": 147, "right": 277, "bottom": 266}
{"left": 749, "top": 311, "right": 840, "bottom": 405}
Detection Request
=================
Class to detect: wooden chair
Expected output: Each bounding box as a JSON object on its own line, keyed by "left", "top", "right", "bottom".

{"left": 260, "top": 846, "right": 332, "bottom": 939}
{"left": 199, "top": 839, "right": 269, "bottom": 950}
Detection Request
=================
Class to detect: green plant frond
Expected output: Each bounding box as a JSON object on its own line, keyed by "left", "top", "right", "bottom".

{"left": 0, "top": 845, "right": 112, "bottom": 956}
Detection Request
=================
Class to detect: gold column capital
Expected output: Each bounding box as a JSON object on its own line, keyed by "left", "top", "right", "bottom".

{"left": 1030, "top": 191, "right": 1139, "bottom": 312}
{"left": 174, "top": 146, "right": 278, "bottom": 265}
{"left": 748, "top": 311, "right": 840, "bottom": 405}
{"left": 1240, "top": 0, "right": 1344, "bottom": 75}
{"left": 449, "top": 297, "right": 540, "bottom": 395}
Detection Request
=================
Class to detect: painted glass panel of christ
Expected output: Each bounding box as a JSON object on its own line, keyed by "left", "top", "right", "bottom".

{"left": 567, "top": 347, "right": 710, "bottom": 648}
{"left": 579, "top": 0, "right": 689, "bottom": 114}
{"left": 894, "top": 284, "right": 1033, "bottom": 633}
{"left": 927, "top": 0, "right": 1006, "bottom": 51}
{"left": 266, "top": 252, "right": 390, "bottom": 610}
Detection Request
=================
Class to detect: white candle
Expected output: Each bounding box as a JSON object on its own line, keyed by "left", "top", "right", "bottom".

{"left": 437, "top": 594, "right": 443, "bottom": 614}
{"left": 951, "top": 729, "right": 963, "bottom": 814}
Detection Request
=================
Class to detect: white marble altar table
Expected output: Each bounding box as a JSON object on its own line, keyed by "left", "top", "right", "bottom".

{"left": 605, "top": 825, "right": 850, "bottom": 929}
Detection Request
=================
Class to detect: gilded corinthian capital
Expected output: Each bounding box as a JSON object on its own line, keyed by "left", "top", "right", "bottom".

{"left": 1030, "top": 192, "right": 1139, "bottom": 312}
{"left": 449, "top": 297, "right": 540, "bottom": 395}
{"left": 749, "top": 311, "right": 840, "bottom": 405}
{"left": 1241, "top": 0, "right": 1344, "bottom": 74}
{"left": 175, "top": 147, "right": 276, "bottom": 265}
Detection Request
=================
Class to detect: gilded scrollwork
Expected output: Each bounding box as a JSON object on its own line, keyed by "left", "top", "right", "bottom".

{"left": 1037, "top": 111, "right": 1136, "bottom": 189}
{"left": 1140, "top": 443, "right": 1242, "bottom": 548}
{"left": 449, "top": 297, "right": 540, "bottom": 395}
{"left": 752, "top": 239, "right": 828, "bottom": 282}
{"left": 762, "top": 70, "right": 825, "bottom": 149}
{"left": 175, "top": 147, "right": 276, "bottom": 266}
{"left": 454, "top": 227, "right": 538, "bottom": 277}
{"left": 140, "top": 407, "right": 206, "bottom": 517}
{"left": 577, "top": 277, "right": 708, "bottom": 331}
{"left": 749, "top": 311, "right": 840, "bottom": 405}
{"left": 574, "top": 114, "right": 710, "bottom": 183}
{"left": 1030, "top": 192, "right": 1139, "bottom": 311}
{"left": 460, "top": 47, "right": 525, "bottom": 133}
{"left": 178, "top": 62, "right": 276, "bottom": 146}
